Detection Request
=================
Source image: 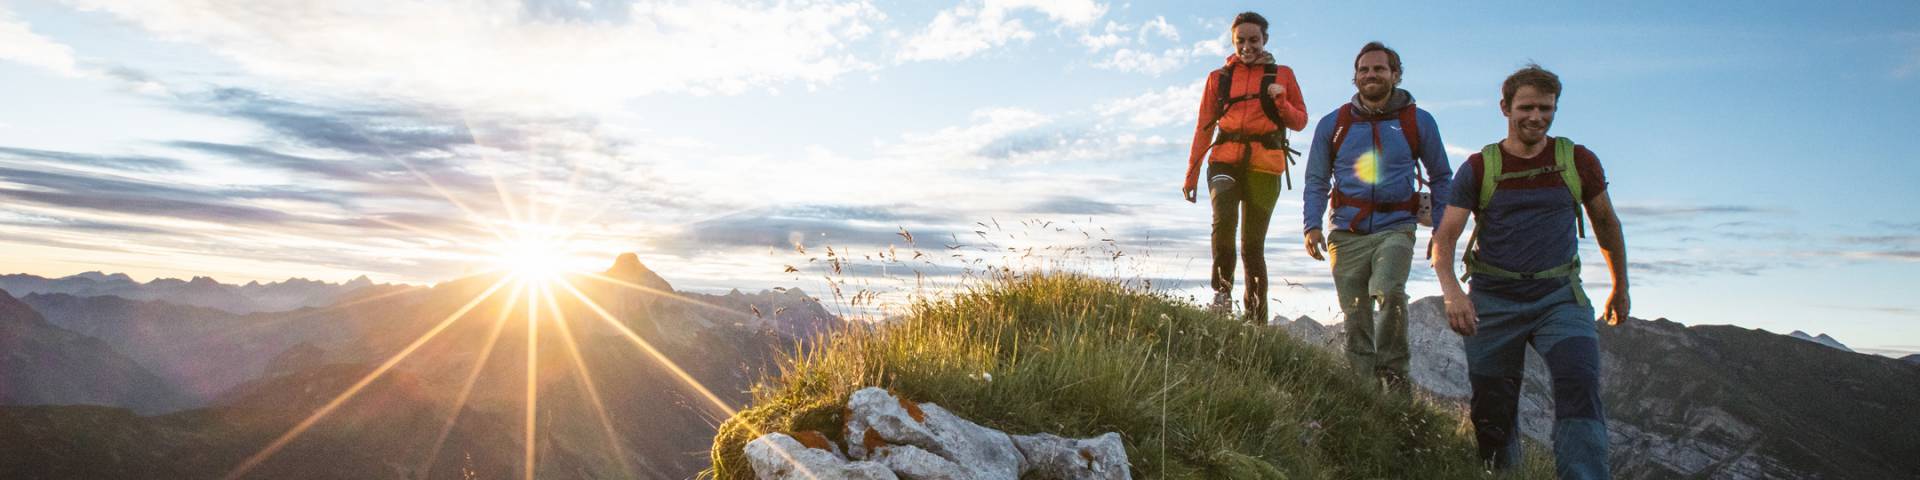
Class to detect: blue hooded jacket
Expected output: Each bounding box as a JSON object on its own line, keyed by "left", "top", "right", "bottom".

{"left": 1303, "top": 91, "right": 1452, "bottom": 235}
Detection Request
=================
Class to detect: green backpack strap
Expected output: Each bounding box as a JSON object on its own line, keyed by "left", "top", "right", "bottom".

{"left": 1477, "top": 143, "right": 1503, "bottom": 210}
{"left": 1554, "top": 137, "right": 1587, "bottom": 238}
{"left": 1461, "top": 143, "right": 1504, "bottom": 282}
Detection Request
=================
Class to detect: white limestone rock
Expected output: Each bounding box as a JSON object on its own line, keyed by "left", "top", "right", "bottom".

{"left": 1009, "top": 432, "right": 1131, "bottom": 480}
{"left": 745, "top": 433, "right": 897, "bottom": 480}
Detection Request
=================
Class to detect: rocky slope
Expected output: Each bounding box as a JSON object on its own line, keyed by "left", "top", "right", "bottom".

{"left": 0, "top": 289, "right": 187, "bottom": 414}
{"left": 1274, "top": 297, "right": 1920, "bottom": 479}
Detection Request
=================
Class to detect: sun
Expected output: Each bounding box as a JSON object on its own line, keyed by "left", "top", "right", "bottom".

{"left": 487, "top": 225, "right": 574, "bottom": 279}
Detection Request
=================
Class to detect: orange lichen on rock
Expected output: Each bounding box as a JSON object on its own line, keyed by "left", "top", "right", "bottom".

{"left": 862, "top": 428, "right": 886, "bottom": 452}
{"left": 792, "top": 430, "right": 834, "bottom": 451}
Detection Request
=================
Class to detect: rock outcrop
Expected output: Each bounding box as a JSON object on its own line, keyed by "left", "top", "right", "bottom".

{"left": 1273, "top": 297, "right": 1920, "bottom": 480}
{"left": 746, "top": 387, "right": 1130, "bottom": 479}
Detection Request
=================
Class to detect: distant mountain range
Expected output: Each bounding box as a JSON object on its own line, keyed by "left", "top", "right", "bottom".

{"left": 0, "top": 255, "right": 843, "bottom": 479}
{"left": 0, "top": 290, "right": 189, "bottom": 414}
{"left": 1787, "top": 330, "right": 1854, "bottom": 352}
{"left": 1275, "top": 298, "right": 1920, "bottom": 479}
{"left": 0, "top": 271, "right": 401, "bottom": 314}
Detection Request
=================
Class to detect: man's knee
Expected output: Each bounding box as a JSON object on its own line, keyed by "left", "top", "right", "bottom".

{"left": 1469, "top": 374, "right": 1524, "bottom": 461}
{"left": 1338, "top": 294, "right": 1373, "bottom": 315}
{"left": 1543, "top": 336, "right": 1604, "bottom": 420}
{"left": 1370, "top": 290, "right": 1409, "bottom": 310}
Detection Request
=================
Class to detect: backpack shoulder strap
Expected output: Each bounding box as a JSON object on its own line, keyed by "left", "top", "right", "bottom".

{"left": 1400, "top": 105, "right": 1426, "bottom": 187}
{"left": 1330, "top": 104, "right": 1355, "bottom": 154}
{"left": 1210, "top": 65, "right": 1234, "bottom": 126}
{"left": 1256, "top": 64, "right": 1287, "bottom": 131}
{"left": 1398, "top": 106, "right": 1423, "bottom": 162}
{"left": 1478, "top": 143, "right": 1503, "bottom": 211}
{"left": 1555, "top": 137, "right": 1588, "bottom": 238}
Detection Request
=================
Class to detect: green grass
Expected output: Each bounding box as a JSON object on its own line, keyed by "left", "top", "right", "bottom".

{"left": 706, "top": 273, "right": 1551, "bottom": 479}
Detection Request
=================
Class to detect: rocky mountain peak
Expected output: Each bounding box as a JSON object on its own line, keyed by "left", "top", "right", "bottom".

{"left": 604, "top": 253, "right": 673, "bottom": 294}
{"left": 1789, "top": 330, "right": 1854, "bottom": 352}
{"left": 0, "top": 288, "right": 45, "bottom": 324}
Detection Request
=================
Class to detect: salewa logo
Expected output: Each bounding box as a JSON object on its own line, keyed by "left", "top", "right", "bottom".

{"left": 1388, "top": 125, "right": 1403, "bottom": 131}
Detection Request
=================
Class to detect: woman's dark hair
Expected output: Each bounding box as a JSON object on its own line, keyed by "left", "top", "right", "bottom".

{"left": 1231, "top": 12, "right": 1268, "bottom": 40}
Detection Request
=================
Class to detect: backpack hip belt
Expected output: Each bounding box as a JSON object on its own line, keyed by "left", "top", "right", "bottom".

{"left": 1329, "top": 188, "right": 1421, "bottom": 228}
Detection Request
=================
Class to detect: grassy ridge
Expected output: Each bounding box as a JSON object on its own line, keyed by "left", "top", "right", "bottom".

{"left": 707, "top": 273, "right": 1549, "bottom": 479}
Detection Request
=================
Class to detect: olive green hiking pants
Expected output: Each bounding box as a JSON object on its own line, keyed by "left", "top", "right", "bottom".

{"left": 1328, "top": 224, "right": 1416, "bottom": 387}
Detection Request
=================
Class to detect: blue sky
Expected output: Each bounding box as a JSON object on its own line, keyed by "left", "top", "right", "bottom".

{"left": 1, "top": 0, "right": 1917, "bottom": 356}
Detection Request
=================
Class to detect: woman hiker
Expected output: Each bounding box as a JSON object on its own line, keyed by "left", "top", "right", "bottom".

{"left": 1181, "top": 11, "right": 1308, "bottom": 324}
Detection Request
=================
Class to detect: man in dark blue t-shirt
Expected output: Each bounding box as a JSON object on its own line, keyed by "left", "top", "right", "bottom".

{"left": 1430, "top": 64, "right": 1630, "bottom": 480}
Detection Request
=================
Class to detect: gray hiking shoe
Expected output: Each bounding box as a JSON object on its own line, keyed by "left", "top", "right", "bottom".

{"left": 1209, "top": 291, "right": 1233, "bottom": 314}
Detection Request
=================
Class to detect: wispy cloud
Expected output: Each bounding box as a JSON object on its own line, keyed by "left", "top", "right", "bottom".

{"left": 190, "top": 88, "right": 476, "bottom": 157}
{"left": 646, "top": 204, "right": 964, "bottom": 255}
{"left": 0, "top": 165, "right": 300, "bottom": 225}
{"left": 0, "top": 5, "right": 82, "bottom": 77}
{"left": 1613, "top": 204, "right": 1777, "bottom": 218}
{"left": 1895, "top": 47, "right": 1920, "bottom": 79}
{"left": 0, "top": 146, "right": 187, "bottom": 173}
{"left": 1024, "top": 196, "right": 1131, "bottom": 215}
{"left": 1095, "top": 78, "right": 1202, "bottom": 129}
{"left": 64, "top": 0, "right": 884, "bottom": 110}
{"left": 895, "top": 0, "right": 1107, "bottom": 62}
{"left": 1090, "top": 31, "right": 1221, "bottom": 75}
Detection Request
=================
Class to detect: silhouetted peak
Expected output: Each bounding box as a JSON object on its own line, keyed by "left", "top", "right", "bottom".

{"left": 188, "top": 276, "right": 222, "bottom": 286}
{"left": 0, "top": 288, "right": 46, "bottom": 324}
{"left": 346, "top": 275, "right": 373, "bottom": 287}
{"left": 608, "top": 253, "right": 646, "bottom": 275}
{"left": 604, "top": 252, "right": 673, "bottom": 293}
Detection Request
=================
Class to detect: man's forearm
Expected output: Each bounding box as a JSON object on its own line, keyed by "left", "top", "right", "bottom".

{"left": 1434, "top": 239, "right": 1464, "bottom": 295}
{"left": 1596, "top": 223, "right": 1628, "bottom": 289}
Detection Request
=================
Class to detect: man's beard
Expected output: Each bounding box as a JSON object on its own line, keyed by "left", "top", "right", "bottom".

{"left": 1360, "top": 82, "right": 1390, "bottom": 102}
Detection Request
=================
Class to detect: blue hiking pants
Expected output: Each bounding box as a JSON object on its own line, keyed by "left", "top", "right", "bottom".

{"left": 1463, "top": 286, "right": 1610, "bottom": 479}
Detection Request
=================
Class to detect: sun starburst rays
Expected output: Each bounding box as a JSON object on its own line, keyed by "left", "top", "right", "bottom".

{"left": 418, "top": 282, "right": 523, "bottom": 479}
{"left": 219, "top": 114, "right": 817, "bottom": 479}
{"left": 523, "top": 282, "right": 541, "bottom": 480}
{"left": 222, "top": 275, "right": 514, "bottom": 480}
{"left": 540, "top": 283, "right": 637, "bottom": 478}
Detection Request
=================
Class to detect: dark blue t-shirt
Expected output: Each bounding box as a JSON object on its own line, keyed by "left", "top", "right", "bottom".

{"left": 1448, "top": 142, "right": 1607, "bottom": 300}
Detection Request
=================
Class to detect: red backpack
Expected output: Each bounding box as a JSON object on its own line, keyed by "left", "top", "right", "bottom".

{"left": 1325, "top": 103, "right": 1434, "bottom": 227}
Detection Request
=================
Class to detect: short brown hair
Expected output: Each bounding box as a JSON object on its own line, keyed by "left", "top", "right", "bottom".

{"left": 1354, "top": 41, "right": 1402, "bottom": 74}
{"left": 1501, "top": 63, "right": 1562, "bottom": 106}
{"left": 1231, "top": 12, "right": 1268, "bottom": 40}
